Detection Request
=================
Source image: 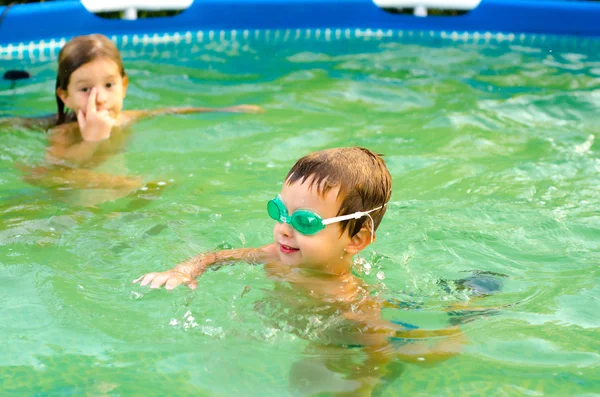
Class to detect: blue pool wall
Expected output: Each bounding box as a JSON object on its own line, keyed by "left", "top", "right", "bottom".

{"left": 1, "top": 0, "right": 600, "bottom": 48}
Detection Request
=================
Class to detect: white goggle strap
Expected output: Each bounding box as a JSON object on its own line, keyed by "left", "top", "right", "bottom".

{"left": 322, "top": 204, "right": 386, "bottom": 243}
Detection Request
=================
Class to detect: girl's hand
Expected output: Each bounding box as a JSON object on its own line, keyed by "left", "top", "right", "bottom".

{"left": 77, "top": 87, "right": 115, "bottom": 142}
{"left": 133, "top": 268, "right": 198, "bottom": 291}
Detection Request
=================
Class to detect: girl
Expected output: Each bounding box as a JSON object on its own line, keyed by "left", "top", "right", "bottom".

{"left": 21, "top": 34, "right": 262, "bottom": 204}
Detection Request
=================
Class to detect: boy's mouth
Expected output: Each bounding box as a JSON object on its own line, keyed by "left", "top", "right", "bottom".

{"left": 279, "top": 243, "right": 299, "bottom": 255}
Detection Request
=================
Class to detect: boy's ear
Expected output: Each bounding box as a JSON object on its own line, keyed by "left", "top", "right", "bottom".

{"left": 345, "top": 227, "right": 375, "bottom": 255}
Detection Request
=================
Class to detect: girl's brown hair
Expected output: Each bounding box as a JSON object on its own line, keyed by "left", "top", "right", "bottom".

{"left": 55, "top": 34, "right": 126, "bottom": 125}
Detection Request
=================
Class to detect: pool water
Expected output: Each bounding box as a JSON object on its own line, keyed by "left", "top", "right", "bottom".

{"left": 1, "top": 33, "right": 599, "bottom": 396}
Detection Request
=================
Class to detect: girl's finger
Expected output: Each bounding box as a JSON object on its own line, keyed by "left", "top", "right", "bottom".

{"left": 77, "top": 110, "right": 86, "bottom": 130}
{"left": 101, "top": 113, "right": 116, "bottom": 126}
{"left": 87, "top": 87, "right": 97, "bottom": 114}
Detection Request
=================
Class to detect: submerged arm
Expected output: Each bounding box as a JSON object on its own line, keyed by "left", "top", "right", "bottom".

{"left": 342, "top": 308, "right": 466, "bottom": 366}
{"left": 393, "top": 326, "right": 466, "bottom": 365}
{"left": 134, "top": 243, "right": 277, "bottom": 290}
{"left": 393, "top": 334, "right": 467, "bottom": 366}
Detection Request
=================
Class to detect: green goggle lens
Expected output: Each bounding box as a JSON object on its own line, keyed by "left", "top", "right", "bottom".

{"left": 267, "top": 199, "right": 282, "bottom": 222}
{"left": 267, "top": 196, "right": 326, "bottom": 235}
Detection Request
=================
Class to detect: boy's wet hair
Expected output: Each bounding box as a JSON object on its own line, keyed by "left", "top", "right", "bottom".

{"left": 55, "top": 34, "right": 126, "bottom": 124}
{"left": 286, "top": 147, "right": 392, "bottom": 237}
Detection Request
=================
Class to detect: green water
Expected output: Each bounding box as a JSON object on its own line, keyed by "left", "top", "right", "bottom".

{"left": 1, "top": 35, "right": 599, "bottom": 396}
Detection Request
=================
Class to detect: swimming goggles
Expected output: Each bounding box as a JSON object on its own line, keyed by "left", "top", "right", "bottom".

{"left": 267, "top": 195, "right": 384, "bottom": 236}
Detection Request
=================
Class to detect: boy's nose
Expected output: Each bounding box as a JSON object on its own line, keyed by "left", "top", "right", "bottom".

{"left": 279, "top": 221, "right": 294, "bottom": 237}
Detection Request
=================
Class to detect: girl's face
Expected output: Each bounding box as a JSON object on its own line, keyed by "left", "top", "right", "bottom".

{"left": 57, "top": 57, "right": 128, "bottom": 123}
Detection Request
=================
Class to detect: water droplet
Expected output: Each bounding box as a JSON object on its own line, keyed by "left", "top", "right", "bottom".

{"left": 376, "top": 271, "right": 385, "bottom": 280}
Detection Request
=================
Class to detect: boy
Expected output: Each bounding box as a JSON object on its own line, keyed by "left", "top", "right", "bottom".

{"left": 134, "top": 147, "right": 464, "bottom": 396}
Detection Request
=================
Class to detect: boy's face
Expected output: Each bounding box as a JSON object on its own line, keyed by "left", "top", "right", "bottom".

{"left": 57, "top": 57, "right": 128, "bottom": 123}
{"left": 272, "top": 179, "right": 355, "bottom": 274}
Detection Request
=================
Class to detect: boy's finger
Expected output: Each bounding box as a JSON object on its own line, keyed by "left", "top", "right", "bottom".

{"left": 150, "top": 274, "right": 170, "bottom": 289}
{"left": 165, "top": 278, "right": 182, "bottom": 291}
{"left": 87, "top": 87, "right": 97, "bottom": 114}
{"left": 132, "top": 274, "right": 147, "bottom": 284}
{"left": 138, "top": 273, "right": 156, "bottom": 286}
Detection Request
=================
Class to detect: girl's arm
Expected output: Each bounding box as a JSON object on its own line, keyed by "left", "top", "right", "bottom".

{"left": 22, "top": 165, "right": 142, "bottom": 190}
{"left": 124, "top": 104, "right": 263, "bottom": 122}
{"left": 1, "top": 114, "right": 57, "bottom": 131}
{"left": 46, "top": 123, "right": 102, "bottom": 166}
{"left": 133, "top": 243, "right": 277, "bottom": 290}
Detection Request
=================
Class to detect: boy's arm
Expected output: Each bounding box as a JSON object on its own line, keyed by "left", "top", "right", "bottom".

{"left": 124, "top": 104, "right": 263, "bottom": 121}
{"left": 133, "top": 243, "right": 277, "bottom": 290}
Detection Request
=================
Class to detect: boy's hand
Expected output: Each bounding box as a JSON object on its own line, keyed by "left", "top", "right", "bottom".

{"left": 133, "top": 268, "right": 198, "bottom": 291}
{"left": 77, "top": 87, "right": 115, "bottom": 142}
{"left": 224, "top": 104, "right": 264, "bottom": 114}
